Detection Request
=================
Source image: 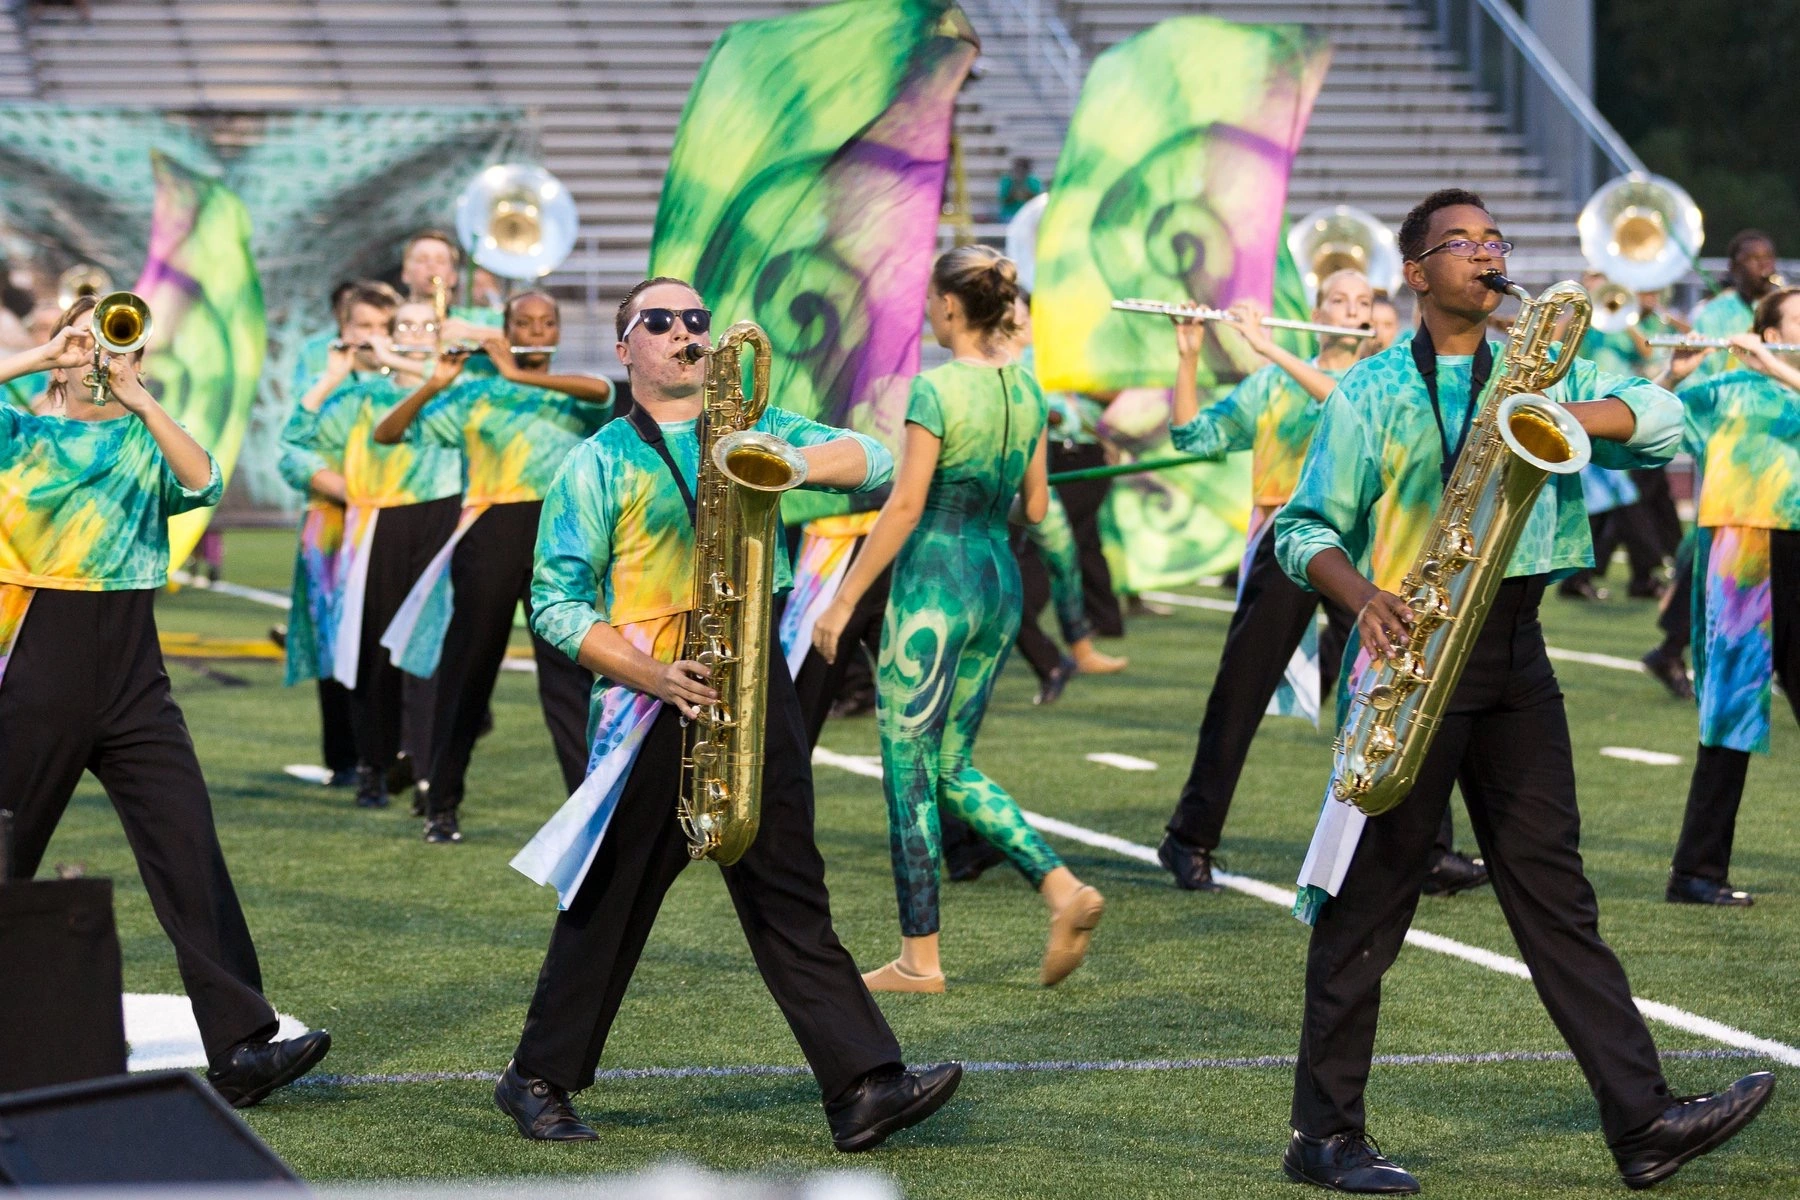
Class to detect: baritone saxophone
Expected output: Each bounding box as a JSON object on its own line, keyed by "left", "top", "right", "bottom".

{"left": 678, "top": 321, "right": 808, "bottom": 864}
{"left": 1330, "top": 273, "right": 1594, "bottom": 816}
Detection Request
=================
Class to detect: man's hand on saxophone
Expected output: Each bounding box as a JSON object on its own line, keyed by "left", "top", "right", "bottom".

{"left": 1302, "top": 545, "right": 1414, "bottom": 658}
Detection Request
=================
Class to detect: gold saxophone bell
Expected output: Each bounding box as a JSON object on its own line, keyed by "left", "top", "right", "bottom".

{"left": 81, "top": 291, "right": 153, "bottom": 406}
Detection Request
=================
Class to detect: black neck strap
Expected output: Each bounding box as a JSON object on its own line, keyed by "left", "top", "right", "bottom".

{"left": 625, "top": 403, "right": 697, "bottom": 524}
{"left": 1410, "top": 324, "right": 1494, "bottom": 487}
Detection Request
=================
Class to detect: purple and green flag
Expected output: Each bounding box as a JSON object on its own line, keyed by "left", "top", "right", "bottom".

{"left": 648, "top": 0, "right": 978, "bottom": 449}
{"left": 1034, "top": 17, "right": 1330, "bottom": 395}
{"left": 133, "top": 151, "right": 266, "bottom": 568}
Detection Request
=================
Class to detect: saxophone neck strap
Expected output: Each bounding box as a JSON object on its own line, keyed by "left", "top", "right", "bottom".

{"left": 1411, "top": 325, "right": 1495, "bottom": 487}
{"left": 625, "top": 402, "right": 697, "bottom": 525}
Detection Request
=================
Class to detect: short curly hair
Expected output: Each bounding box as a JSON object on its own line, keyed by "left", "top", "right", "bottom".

{"left": 1398, "top": 188, "right": 1490, "bottom": 261}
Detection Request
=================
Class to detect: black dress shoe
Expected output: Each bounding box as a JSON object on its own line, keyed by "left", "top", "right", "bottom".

{"left": 206, "top": 1030, "right": 331, "bottom": 1108}
{"left": 1559, "top": 577, "right": 1610, "bottom": 602}
{"left": 353, "top": 764, "right": 388, "bottom": 809}
{"left": 946, "top": 839, "right": 1006, "bottom": 882}
{"left": 1034, "top": 655, "right": 1076, "bottom": 706}
{"left": 1422, "top": 849, "right": 1489, "bottom": 896}
{"left": 1158, "top": 833, "right": 1224, "bottom": 892}
{"left": 424, "top": 812, "right": 463, "bottom": 844}
{"left": 1282, "top": 1130, "right": 1419, "bottom": 1194}
{"left": 1611, "top": 1071, "right": 1775, "bottom": 1190}
{"left": 826, "top": 1062, "right": 962, "bottom": 1152}
{"left": 1666, "top": 871, "right": 1752, "bottom": 907}
{"left": 1641, "top": 646, "right": 1695, "bottom": 701}
{"left": 493, "top": 1061, "right": 599, "bottom": 1141}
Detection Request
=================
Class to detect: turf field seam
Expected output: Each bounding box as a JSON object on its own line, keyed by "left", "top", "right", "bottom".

{"left": 809, "top": 749, "right": 1800, "bottom": 1069}
{"left": 295, "top": 1048, "right": 1764, "bottom": 1090}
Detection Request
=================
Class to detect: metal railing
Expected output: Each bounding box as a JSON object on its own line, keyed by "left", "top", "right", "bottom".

{"left": 981, "top": 0, "right": 1082, "bottom": 108}
{"left": 1419, "top": 0, "right": 1644, "bottom": 205}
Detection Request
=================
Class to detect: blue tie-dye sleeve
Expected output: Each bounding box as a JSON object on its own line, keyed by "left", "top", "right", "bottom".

{"left": 163, "top": 448, "right": 224, "bottom": 514}
{"left": 759, "top": 406, "right": 894, "bottom": 492}
{"left": 1554, "top": 357, "right": 1682, "bottom": 469}
{"left": 1169, "top": 366, "right": 1264, "bottom": 459}
{"left": 531, "top": 441, "right": 616, "bottom": 661}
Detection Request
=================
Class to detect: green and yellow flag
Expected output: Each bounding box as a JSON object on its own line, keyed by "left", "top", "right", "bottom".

{"left": 133, "top": 151, "right": 266, "bottom": 567}
{"left": 1034, "top": 18, "right": 1329, "bottom": 394}
{"left": 649, "top": 0, "right": 978, "bottom": 448}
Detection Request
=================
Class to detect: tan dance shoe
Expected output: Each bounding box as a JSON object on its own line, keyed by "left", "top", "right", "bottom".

{"left": 1041, "top": 885, "right": 1105, "bottom": 986}
{"left": 1071, "top": 639, "right": 1129, "bottom": 674}
{"left": 862, "top": 959, "right": 946, "bottom": 994}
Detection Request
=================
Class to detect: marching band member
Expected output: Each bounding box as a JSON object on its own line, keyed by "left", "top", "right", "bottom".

{"left": 1272, "top": 189, "right": 1769, "bottom": 1193}
{"left": 814, "top": 246, "right": 1105, "bottom": 994}
{"left": 296, "top": 300, "right": 464, "bottom": 809}
{"left": 1658, "top": 288, "right": 1800, "bottom": 907}
{"left": 0, "top": 301, "right": 329, "bottom": 1106}
{"left": 1155, "top": 273, "right": 1367, "bottom": 893}
{"left": 278, "top": 281, "right": 399, "bottom": 786}
{"left": 371, "top": 291, "right": 610, "bottom": 843}
{"left": 498, "top": 277, "right": 960, "bottom": 1150}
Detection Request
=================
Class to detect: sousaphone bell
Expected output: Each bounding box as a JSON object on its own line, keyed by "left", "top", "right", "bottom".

{"left": 454, "top": 163, "right": 579, "bottom": 281}
{"left": 1287, "top": 205, "right": 1403, "bottom": 297}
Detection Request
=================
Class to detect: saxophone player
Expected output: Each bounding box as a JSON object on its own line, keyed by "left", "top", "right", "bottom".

{"left": 493, "top": 278, "right": 962, "bottom": 1148}
{"left": 1270, "top": 190, "right": 1772, "bottom": 1193}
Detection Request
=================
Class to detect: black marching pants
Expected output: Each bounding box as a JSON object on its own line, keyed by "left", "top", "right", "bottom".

{"left": 791, "top": 558, "right": 891, "bottom": 751}
{"left": 1050, "top": 443, "right": 1124, "bottom": 638}
{"left": 1672, "top": 528, "right": 1800, "bottom": 881}
{"left": 1631, "top": 466, "right": 1684, "bottom": 561}
{"left": 1167, "top": 527, "right": 1353, "bottom": 851}
{"left": 1658, "top": 535, "right": 1696, "bottom": 653}
{"left": 349, "top": 495, "right": 461, "bottom": 777}
{"left": 512, "top": 659, "right": 902, "bottom": 1102}
{"left": 1292, "top": 577, "right": 1671, "bottom": 1146}
{"left": 0, "top": 589, "right": 278, "bottom": 1062}
{"left": 427, "top": 502, "right": 592, "bottom": 814}
{"left": 317, "top": 678, "right": 357, "bottom": 774}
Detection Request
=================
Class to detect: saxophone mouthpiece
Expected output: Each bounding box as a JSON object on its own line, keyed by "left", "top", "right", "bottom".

{"left": 674, "top": 343, "right": 708, "bottom": 364}
{"left": 1477, "top": 270, "right": 1514, "bottom": 294}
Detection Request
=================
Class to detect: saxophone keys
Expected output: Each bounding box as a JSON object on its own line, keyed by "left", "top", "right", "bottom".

{"left": 1365, "top": 724, "right": 1397, "bottom": 762}
{"left": 1365, "top": 683, "right": 1399, "bottom": 713}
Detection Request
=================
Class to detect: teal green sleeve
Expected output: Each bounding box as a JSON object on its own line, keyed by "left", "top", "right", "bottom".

{"left": 417, "top": 380, "right": 475, "bottom": 448}
{"left": 1678, "top": 377, "right": 1719, "bottom": 461}
{"left": 1169, "top": 370, "right": 1263, "bottom": 459}
{"left": 0, "top": 402, "right": 19, "bottom": 455}
{"left": 1553, "top": 358, "right": 1682, "bottom": 469}
{"left": 164, "top": 452, "right": 224, "bottom": 514}
{"left": 1274, "top": 388, "right": 1380, "bottom": 590}
{"left": 277, "top": 404, "right": 328, "bottom": 494}
{"left": 309, "top": 381, "right": 358, "bottom": 468}
{"left": 904, "top": 375, "right": 945, "bottom": 438}
{"left": 530, "top": 442, "right": 616, "bottom": 660}
{"left": 760, "top": 407, "right": 895, "bottom": 493}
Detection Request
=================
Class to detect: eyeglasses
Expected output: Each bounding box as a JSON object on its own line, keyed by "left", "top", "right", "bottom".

{"left": 622, "top": 307, "right": 712, "bottom": 339}
{"left": 1415, "top": 238, "right": 1515, "bottom": 261}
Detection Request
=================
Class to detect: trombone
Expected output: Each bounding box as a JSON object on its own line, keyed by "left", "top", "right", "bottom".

{"left": 1112, "top": 298, "right": 1374, "bottom": 340}
{"left": 82, "top": 291, "right": 153, "bottom": 405}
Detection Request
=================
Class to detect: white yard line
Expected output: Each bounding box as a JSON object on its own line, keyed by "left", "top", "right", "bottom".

{"left": 1085, "top": 752, "right": 1158, "bottom": 771}
{"left": 1601, "top": 746, "right": 1684, "bottom": 766}
{"left": 812, "top": 748, "right": 1800, "bottom": 1068}
{"left": 170, "top": 569, "right": 292, "bottom": 610}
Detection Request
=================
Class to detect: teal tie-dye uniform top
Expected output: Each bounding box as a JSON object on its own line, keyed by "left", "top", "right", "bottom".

{"left": 2, "top": 373, "right": 45, "bottom": 413}
{"left": 1170, "top": 360, "right": 1347, "bottom": 507}
{"left": 1686, "top": 291, "right": 1756, "bottom": 385}
{"left": 1680, "top": 369, "right": 1800, "bottom": 531}
{"left": 0, "top": 406, "right": 223, "bottom": 589}
{"left": 907, "top": 360, "right": 1047, "bottom": 531}
{"left": 298, "top": 375, "right": 465, "bottom": 508}
{"left": 532, "top": 407, "right": 894, "bottom": 661}
{"left": 414, "top": 376, "right": 609, "bottom": 506}
{"left": 1275, "top": 341, "right": 1683, "bottom": 594}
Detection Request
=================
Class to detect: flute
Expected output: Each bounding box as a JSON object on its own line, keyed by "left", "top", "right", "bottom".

{"left": 1112, "top": 298, "right": 1374, "bottom": 340}
{"left": 1645, "top": 335, "right": 1800, "bottom": 353}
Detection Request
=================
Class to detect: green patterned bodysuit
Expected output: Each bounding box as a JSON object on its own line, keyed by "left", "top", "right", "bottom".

{"left": 878, "top": 360, "right": 1064, "bottom": 937}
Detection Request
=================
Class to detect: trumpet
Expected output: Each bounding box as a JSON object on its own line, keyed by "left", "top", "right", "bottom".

{"left": 1112, "top": 298, "right": 1374, "bottom": 340}
{"left": 81, "top": 291, "right": 153, "bottom": 405}
{"left": 1645, "top": 334, "right": 1800, "bottom": 353}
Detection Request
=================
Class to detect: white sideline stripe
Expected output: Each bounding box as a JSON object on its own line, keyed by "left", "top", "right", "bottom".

{"left": 170, "top": 569, "right": 292, "bottom": 610}
{"left": 299, "top": 1047, "right": 1762, "bottom": 1090}
{"left": 1141, "top": 589, "right": 1648, "bottom": 675}
{"left": 812, "top": 750, "right": 1800, "bottom": 1068}
{"left": 1085, "top": 752, "right": 1159, "bottom": 772}
{"left": 1601, "top": 746, "right": 1684, "bottom": 766}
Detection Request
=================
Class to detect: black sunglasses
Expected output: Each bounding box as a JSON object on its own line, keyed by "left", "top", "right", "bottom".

{"left": 622, "top": 307, "right": 712, "bottom": 339}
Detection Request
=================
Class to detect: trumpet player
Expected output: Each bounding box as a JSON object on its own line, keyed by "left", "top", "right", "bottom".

{"left": 398, "top": 228, "right": 500, "bottom": 329}
{"left": 1658, "top": 288, "right": 1800, "bottom": 908}
{"left": 369, "top": 291, "right": 610, "bottom": 844}
{"left": 1271, "top": 189, "right": 1769, "bottom": 1193}
{"left": 495, "top": 278, "right": 961, "bottom": 1150}
{"left": 0, "top": 299, "right": 331, "bottom": 1107}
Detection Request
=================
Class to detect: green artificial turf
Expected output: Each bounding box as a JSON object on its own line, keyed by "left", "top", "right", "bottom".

{"left": 36, "top": 528, "right": 1798, "bottom": 1197}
